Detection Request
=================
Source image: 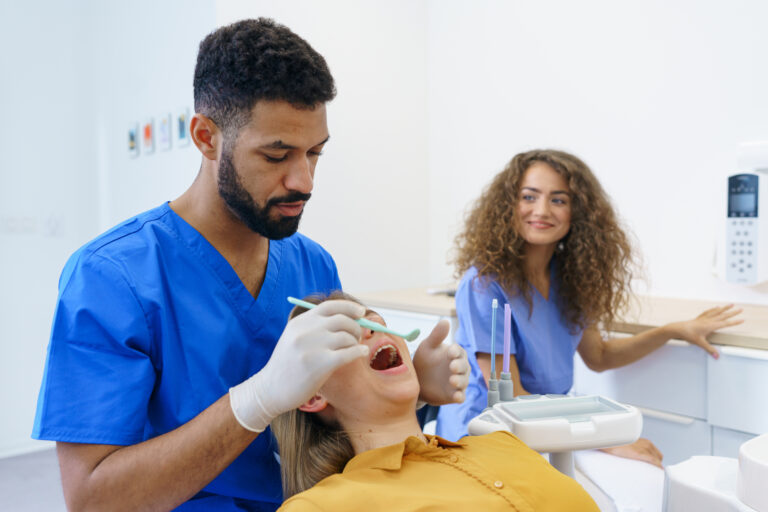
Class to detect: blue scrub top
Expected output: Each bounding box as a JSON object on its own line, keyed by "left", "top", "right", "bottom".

{"left": 32, "top": 203, "right": 342, "bottom": 511}
{"left": 435, "top": 266, "right": 583, "bottom": 441}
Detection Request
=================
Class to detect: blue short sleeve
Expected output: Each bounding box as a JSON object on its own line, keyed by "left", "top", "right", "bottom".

{"left": 33, "top": 251, "right": 156, "bottom": 445}
{"left": 455, "top": 269, "right": 516, "bottom": 356}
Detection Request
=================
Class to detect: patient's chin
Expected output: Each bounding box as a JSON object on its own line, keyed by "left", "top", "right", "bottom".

{"left": 378, "top": 381, "right": 421, "bottom": 407}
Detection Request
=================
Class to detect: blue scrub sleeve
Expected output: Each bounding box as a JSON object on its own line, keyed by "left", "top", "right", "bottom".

{"left": 33, "top": 252, "right": 156, "bottom": 445}
{"left": 456, "top": 277, "right": 517, "bottom": 356}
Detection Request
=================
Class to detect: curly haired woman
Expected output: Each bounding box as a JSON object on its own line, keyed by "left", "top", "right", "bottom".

{"left": 435, "top": 149, "right": 742, "bottom": 465}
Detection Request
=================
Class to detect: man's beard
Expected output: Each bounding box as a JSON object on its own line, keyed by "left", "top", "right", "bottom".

{"left": 217, "top": 150, "right": 311, "bottom": 240}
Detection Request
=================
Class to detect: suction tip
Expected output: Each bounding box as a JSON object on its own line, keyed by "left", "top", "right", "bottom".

{"left": 492, "top": 298, "right": 498, "bottom": 308}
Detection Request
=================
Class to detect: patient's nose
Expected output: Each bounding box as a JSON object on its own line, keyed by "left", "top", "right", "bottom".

{"left": 362, "top": 327, "right": 375, "bottom": 339}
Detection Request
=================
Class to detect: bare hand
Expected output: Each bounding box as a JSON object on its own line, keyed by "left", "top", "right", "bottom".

{"left": 600, "top": 438, "right": 664, "bottom": 468}
{"left": 413, "top": 320, "right": 470, "bottom": 405}
{"left": 669, "top": 304, "right": 743, "bottom": 359}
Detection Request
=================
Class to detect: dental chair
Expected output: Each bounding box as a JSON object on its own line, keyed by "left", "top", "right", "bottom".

{"left": 663, "top": 432, "right": 768, "bottom": 512}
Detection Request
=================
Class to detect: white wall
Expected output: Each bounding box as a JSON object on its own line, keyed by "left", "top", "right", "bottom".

{"left": 218, "top": 0, "right": 768, "bottom": 304}
{"left": 426, "top": 0, "right": 768, "bottom": 305}
{"left": 0, "top": 0, "right": 214, "bottom": 458}
{"left": 0, "top": 0, "right": 98, "bottom": 458}
{"left": 216, "top": 0, "right": 431, "bottom": 294}
{"left": 88, "top": 0, "right": 216, "bottom": 228}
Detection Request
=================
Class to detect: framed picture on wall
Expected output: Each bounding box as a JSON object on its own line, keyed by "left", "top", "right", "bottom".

{"left": 157, "top": 113, "right": 172, "bottom": 151}
{"left": 142, "top": 118, "right": 155, "bottom": 154}
{"left": 128, "top": 123, "right": 140, "bottom": 158}
{"left": 175, "top": 108, "right": 191, "bottom": 147}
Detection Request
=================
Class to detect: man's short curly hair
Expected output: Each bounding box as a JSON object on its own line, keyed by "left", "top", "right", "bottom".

{"left": 193, "top": 18, "right": 336, "bottom": 136}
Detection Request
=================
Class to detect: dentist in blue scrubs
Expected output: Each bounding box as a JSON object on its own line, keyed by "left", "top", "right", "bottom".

{"left": 436, "top": 149, "right": 741, "bottom": 465}
{"left": 32, "top": 19, "right": 468, "bottom": 512}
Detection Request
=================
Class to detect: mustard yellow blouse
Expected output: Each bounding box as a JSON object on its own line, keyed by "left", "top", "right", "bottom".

{"left": 278, "top": 431, "right": 599, "bottom": 511}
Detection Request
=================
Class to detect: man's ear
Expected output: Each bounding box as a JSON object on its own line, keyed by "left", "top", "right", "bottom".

{"left": 189, "top": 113, "right": 221, "bottom": 161}
{"left": 298, "top": 394, "right": 328, "bottom": 413}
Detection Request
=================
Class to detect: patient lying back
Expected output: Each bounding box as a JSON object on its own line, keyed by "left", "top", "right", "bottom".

{"left": 272, "top": 292, "right": 598, "bottom": 511}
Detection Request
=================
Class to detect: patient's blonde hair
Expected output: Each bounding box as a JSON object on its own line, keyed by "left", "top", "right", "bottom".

{"left": 272, "top": 409, "right": 354, "bottom": 498}
{"left": 271, "top": 291, "right": 360, "bottom": 498}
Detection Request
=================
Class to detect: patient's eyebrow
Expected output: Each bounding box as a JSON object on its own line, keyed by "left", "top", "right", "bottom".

{"left": 364, "top": 309, "right": 386, "bottom": 325}
{"left": 522, "top": 186, "right": 569, "bottom": 195}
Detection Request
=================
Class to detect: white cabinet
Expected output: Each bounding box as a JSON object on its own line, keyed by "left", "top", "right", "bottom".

{"left": 639, "top": 412, "right": 711, "bottom": 466}
{"left": 574, "top": 336, "right": 768, "bottom": 463}
{"left": 711, "top": 426, "right": 757, "bottom": 459}
{"left": 707, "top": 346, "right": 768, "bottom": 435}
{"left": 573, "top": 338, "right": 707, "bottom": 419}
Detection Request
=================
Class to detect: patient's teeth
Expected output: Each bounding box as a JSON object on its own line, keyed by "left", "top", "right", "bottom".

{"left": 372, "top": 344, "right": 395, "bottom": 359}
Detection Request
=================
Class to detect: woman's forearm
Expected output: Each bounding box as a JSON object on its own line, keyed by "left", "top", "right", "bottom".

{"left": 599, "top": 324, "right": 680, "bottom": 369}
{"left": 578, "top": 324, "right": 680, "bottom": 372}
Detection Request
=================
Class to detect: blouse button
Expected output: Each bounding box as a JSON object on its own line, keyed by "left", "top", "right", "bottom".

{"left": 494, "top": 480, "right": 504, "bottom": 489}
{"left": 449, "top": 455, "right": 458, "bottom": 463}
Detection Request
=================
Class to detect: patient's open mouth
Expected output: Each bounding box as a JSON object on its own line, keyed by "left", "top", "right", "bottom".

{"left": 369, "top": 344, "right": 403, "bottom": 371}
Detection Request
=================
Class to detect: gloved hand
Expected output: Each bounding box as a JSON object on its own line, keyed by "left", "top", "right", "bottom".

{"left": 413, "top": 319, "right": 470, "bottom": 405}
{"left": 229, "top": 300, "right": 369, "bottom": 432}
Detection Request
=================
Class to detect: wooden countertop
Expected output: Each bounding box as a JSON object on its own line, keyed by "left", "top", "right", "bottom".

{"left": 356, "top": 287, "right": 458, "bottom": 317}
{"left": 354, "top": 288, "right": 768, "bottom": 351}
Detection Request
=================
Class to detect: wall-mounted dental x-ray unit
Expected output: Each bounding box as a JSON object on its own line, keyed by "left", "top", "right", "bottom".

{"left": 725, "top": 169, "right": 768, "bottom": 284}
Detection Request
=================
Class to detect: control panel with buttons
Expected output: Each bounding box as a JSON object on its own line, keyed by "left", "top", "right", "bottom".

{"left": 726, "top": 171, "right": 767, "bottom": 284}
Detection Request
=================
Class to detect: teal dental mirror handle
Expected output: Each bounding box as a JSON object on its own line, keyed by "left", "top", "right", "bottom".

{"left": 286, "top": 296, "right": 421, "bottom": 341}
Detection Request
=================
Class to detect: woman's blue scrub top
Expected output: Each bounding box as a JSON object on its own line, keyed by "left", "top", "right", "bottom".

{"left": 436, "top": 266, "right": 583, "bottom": 441}
{"left": 32, "top": 203, "right": 342, "bottom": 511}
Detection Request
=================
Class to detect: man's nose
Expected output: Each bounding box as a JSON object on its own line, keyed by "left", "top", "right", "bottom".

{"left": 284, "top": 156, "right": 314, "bottom": 194}
{"left": 362, "top": 327, "right": 375, "bottom": 339}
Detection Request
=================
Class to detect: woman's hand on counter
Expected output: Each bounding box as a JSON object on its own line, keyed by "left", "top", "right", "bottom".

{"left": 667, "top": 304, "right": 744, "bottom": 359}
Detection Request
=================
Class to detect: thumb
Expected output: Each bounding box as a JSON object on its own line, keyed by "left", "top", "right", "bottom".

{"left": 420, "top": 319, "right": 451, "bottom": 349}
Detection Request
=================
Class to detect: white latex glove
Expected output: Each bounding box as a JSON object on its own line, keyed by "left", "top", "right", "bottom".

{"left": 413, "top": 319, "right": 470, "bottom": 405}
{"left": 229, "top": 300, "right": 370, "bottom": 432}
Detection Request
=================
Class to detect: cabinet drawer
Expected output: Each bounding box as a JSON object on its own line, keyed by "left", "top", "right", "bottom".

{"left": 573, "top": 338, "right": 707, "bottom": 419}
{"left": 637, "top": 408, "right": 711, "bottom": 465}
{"left": 711, "top": 426, "right": 757, "bottom": 459}
{"left": 707, "top": 346, "right": 768, "bottom": 435}
{"left": 374, "top": 307, "right": 456, "bottom": 355}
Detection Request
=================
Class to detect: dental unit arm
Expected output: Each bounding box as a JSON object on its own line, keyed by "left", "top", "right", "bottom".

{"left": 473, "top": 299, "right": 642, "bottom": 477}
{"left": 470, "top": 394, "right": 642, "bottom": 477}
{"left": 498, "top": 303, "right": 514, "bottom": 401}
{"left": 487, "top": 299, "right": 500, "bottom": 407}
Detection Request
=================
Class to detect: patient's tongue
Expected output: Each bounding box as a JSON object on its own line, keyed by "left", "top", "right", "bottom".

{"left": 371, "top": 349, "right": 391, "bottom": 371}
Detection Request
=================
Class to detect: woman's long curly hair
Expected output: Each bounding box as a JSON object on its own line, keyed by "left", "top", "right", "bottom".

{"left": 454, "top": 149, "right": 635, "bottom": 330}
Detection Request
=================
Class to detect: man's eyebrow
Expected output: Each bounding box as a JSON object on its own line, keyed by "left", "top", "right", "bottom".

{"left": 521, "top": 186, "right": 569, "bottom": 195}
{"left": 260, "top": 140, "right": 296, "bottom": 150}
{"left": 259, "top": 135, "right": 330, "bottom": 150}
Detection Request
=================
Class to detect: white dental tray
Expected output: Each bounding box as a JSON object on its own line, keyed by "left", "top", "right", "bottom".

{"left": 468, "top": 394, "right": 642, "bottom": 453}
